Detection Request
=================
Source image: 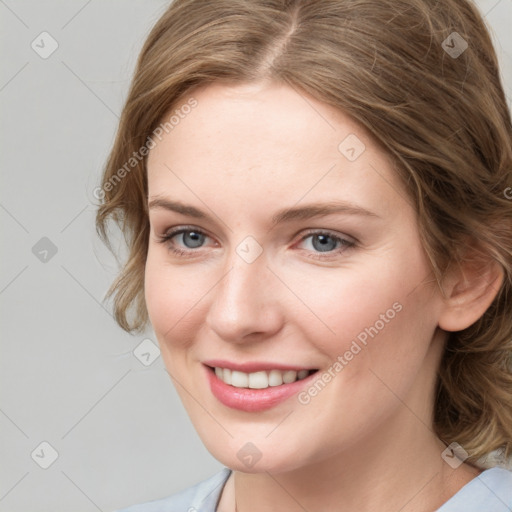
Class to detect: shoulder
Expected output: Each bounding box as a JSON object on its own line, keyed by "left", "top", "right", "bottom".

{"left": 113, "top": 468, "right": 232, "bottom": 512}
{"left": 437, "top": 467, "right": 512, "bottom": 511}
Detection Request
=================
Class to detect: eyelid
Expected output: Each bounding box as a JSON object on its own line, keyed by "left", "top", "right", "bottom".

{"left": 158, "top": 225, "right": 216, "bottom": 245}
{"left": 161, "top": 224, "right": 209, "bottom": 237}
{"left": 157, "top": 226, "right": 355, "bottom": 244}
{"left": 296, "top": 228, "right": 357, "bottom": 244}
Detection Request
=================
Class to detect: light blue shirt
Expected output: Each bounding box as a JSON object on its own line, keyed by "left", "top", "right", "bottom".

{"left": 115, "top": 467, "right": 512, "bottom": 511}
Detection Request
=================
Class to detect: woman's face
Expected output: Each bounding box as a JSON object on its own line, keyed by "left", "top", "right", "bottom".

{"left": 145, "top": 81, "right": 448, "bottom": 473}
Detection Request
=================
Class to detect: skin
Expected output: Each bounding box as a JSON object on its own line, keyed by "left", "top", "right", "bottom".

{"left": 144, "top": 81, "right": 498, "bottom": 512}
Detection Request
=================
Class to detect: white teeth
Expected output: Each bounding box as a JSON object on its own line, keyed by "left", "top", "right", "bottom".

{"left": 231, "top": 370, "right": 249, "bottom": 388}
{"left": 297, "top": 369, "right": 309, "bottom": 380}
{"left": 282, "top": 370, "right": 297, "bottom": 383}
{"left": 268, "top": 369, "right": 283, "bottom": 387}
{"left": 248, "top": 371, "right": 268, "bottom": 389}
{"left": 214, "top": 367, "right": 313, "bottom": 389}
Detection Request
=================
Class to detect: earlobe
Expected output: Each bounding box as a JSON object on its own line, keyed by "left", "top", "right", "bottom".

{"left": 438, "top": 256, "right": 504, "bottom": 332}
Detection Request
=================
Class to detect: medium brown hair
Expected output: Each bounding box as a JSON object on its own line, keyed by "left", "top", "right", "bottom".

{"left": 96, "top": 0, "right": 512, "bottom": 465}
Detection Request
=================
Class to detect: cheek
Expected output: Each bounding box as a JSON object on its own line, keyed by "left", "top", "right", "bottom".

{"left": 281, "top": 246, "right": 438, "bottom": 372}
{"left": 144, "top": 248, "right": 216, "bottom": 349}
{"left": 282, "top": 254, "right": 440, "bottom": 444}
{"left": 145, "top": 250, "right": 186, "bottom": 342}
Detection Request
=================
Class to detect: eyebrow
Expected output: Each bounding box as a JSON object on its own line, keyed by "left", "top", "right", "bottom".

{"left": 148, "top": 197, "right": 381, "bottom": 226}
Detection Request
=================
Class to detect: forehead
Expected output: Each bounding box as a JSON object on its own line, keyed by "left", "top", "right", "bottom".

{"left": 150, "top": 81, "right": 377, "bottom": 162}
{"left": 146, "top": 82, "right": 409, "bottom": 220}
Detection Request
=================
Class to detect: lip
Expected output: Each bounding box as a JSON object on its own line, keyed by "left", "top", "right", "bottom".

{"left": 203, "top": 363, "right": 318, "bottom": 412}
{"left": 203, "top": 359, "right": 316, "bottom": 373}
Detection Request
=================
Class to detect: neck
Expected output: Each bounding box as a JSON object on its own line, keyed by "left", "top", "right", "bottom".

{"left": 231, "top": 417, "right": 479, "bottom": 512}
{"left": 226, "top": 332, "right": 480, "bottom": 512}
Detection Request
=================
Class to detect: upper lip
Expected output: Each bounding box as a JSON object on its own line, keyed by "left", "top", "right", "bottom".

{"left": 203, "top": 359, "right": 317, "bottom": 373}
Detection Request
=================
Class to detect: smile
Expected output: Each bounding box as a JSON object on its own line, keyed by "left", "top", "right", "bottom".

{"left": 204, "top": 363, "right": 319, "bottom": 412}
{"left": 213, "top": 367, "right": 315, "bottom": 389}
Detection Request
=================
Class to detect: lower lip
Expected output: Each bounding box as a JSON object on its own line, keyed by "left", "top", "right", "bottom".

{"left": 204, "top": 365, "right": 318, "bottom": 412}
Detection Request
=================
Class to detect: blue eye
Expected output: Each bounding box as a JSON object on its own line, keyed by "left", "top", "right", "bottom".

{"left": 307, "top": 234, "right": 339, "bottom": 252}
{"left": 157, "top": 227, "right": 211, "bottom": 255}
{"left": 157, "top": 227, "right": 355, "bottom": 260}
{"left": 175, "top": 230, "right": 206, "bottom": 249}
{"left": 298, "top": 231, "right": 355, "bottom": 258}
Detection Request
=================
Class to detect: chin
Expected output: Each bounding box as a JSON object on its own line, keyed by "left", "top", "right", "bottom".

{"left": 201, "top": 435, "right": 312, "bottom": 474}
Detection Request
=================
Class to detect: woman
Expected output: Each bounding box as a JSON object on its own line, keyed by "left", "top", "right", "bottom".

{"left": 96, "top": 0, "right": 512, "bottom": 510}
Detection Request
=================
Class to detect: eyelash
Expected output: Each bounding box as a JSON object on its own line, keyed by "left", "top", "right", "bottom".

{"left": 156, "top": 226, "right": 356, "bottom": 260}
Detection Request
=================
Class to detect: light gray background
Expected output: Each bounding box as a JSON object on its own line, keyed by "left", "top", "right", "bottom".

{"left": 0, "top": 1, "right": 511, "bottom": 511}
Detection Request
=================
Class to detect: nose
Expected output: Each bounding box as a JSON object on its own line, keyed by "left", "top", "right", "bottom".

{"left": 204, "top": 251, "right": 285, "bottom": 344}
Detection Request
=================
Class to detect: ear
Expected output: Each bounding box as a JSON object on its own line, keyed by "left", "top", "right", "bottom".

{"left": 438, "top": 250, "right": 504, "bottom": 332}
